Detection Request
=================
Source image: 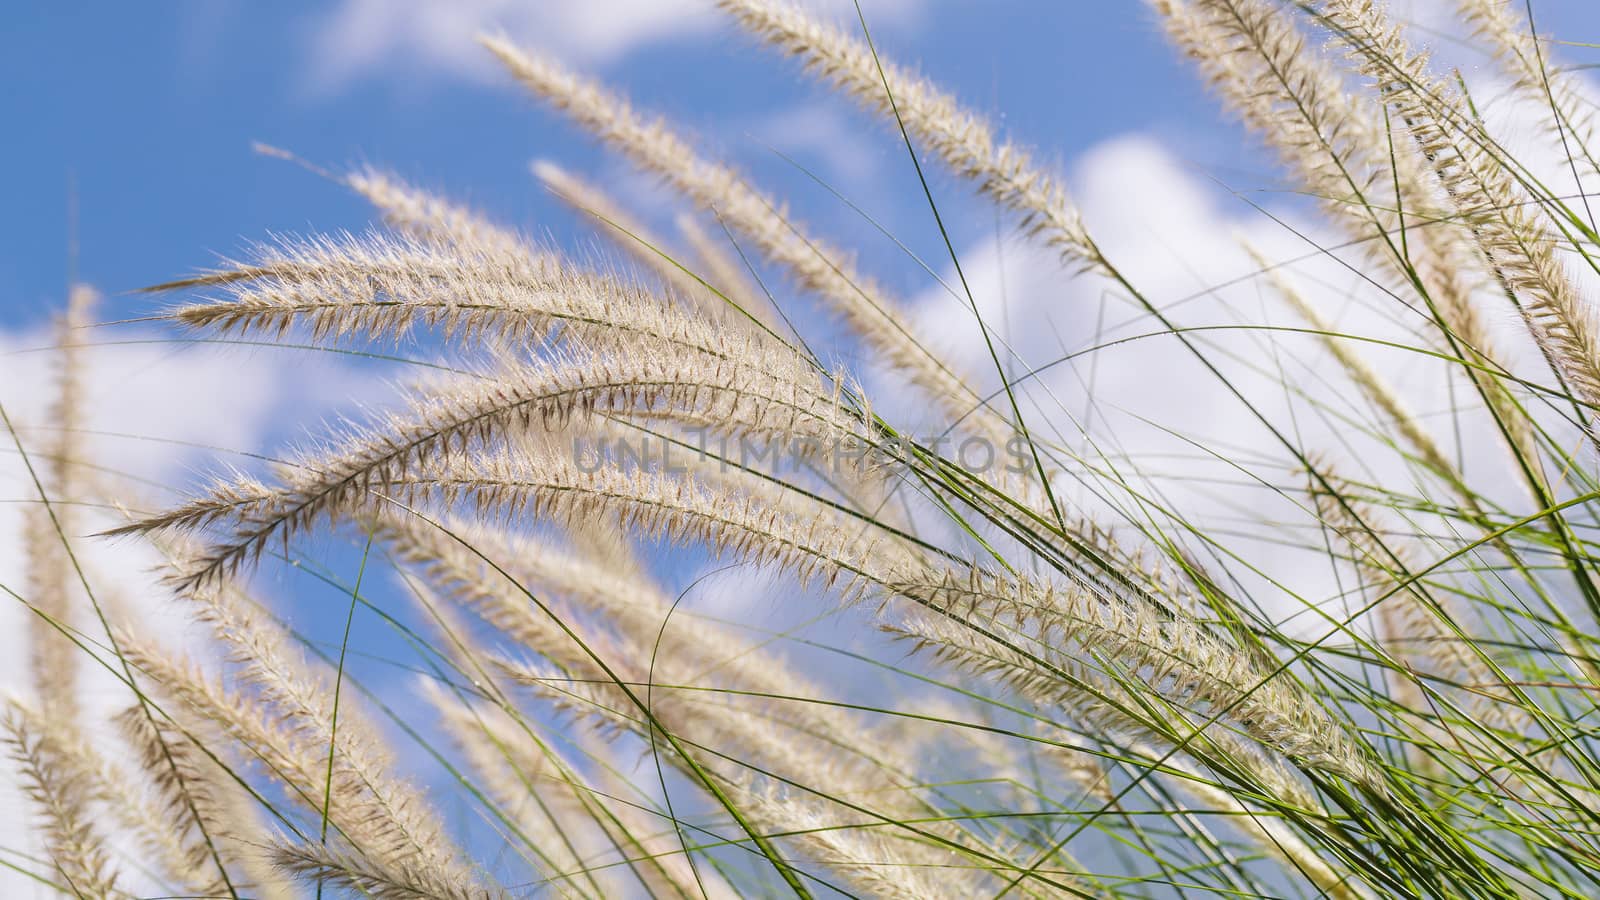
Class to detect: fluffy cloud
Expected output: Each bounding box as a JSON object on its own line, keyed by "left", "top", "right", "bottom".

{"left": 749, "top": 101, "right": 889, "bottom": 186}
{"left": 304, "top": 0, "right": 922, "bottom": 88}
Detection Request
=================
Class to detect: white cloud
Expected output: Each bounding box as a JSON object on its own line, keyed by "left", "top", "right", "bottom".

{"left": 749, "top": 101, "right": 888, "bottom": 186}
{"left": 304, "top": 0, "right": 922, "bottom": 89}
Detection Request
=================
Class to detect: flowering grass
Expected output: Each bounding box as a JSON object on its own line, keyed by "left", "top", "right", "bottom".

{"left": 8, "top": 0, "right": 1600, "bottom": 896}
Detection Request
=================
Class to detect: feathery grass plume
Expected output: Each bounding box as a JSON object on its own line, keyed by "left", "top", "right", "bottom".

{"left": 890, "top": 566, "right": 1382, "bottom": 790}
{"left": 156, "top": 231, "right": 804, "bottom": 369}
{"left": 376, "top": 440, "right": 1377, "bottom": 799}
{"left": 385, "top": 506, "right": 914, "bottom": 797}
{"left": 411, "top": 604, "right": 727, "bottom": 898}
{"left": 171, "top": 575, "right": 490, "bottom": 878}
{"left": 881, "top": 610, "right": 1364, "bottom": 896}
{"left": 155, "top": 231, "right": 583, "bottom": 346}
{"left": 1456, "top": 0, "right": 1600, "bottom": 183}
{"left": 113, "top": 705, "right": 293, "bottom": 899}
{"left": 345, "top": 165, "right": 533, "bottom": 260}
{"left": 718, "top": 0, "right": 1101, "bottom": 272}
{"left": 675, "top": 211, "right": 782, "bottom": 329}
{"left": 387, "top": 509, "right": 919, "bottom": 781}
{"left": 739, "top": 786, "right": 985, "bottom": 900}
{"left": 532, "top": 159, "right": 728, "bottom": 314}
{"left": 1153, "top": 0, "right": 1542, "bottom": 478}
{"left": 144, "top": 337, "right": 876, "bottom": 589}
{"left": 382, "top": 448, "right": 918, "bottom": 604}
{"left": 1304, "top": 464, "right": 1530, "bottom": 735}
{"left": 881, "top": 605, "right": 1321, "bottom": 808}
{"left": 1312, "top": 0, "right": 1600, "bottom": 431}
{"left": 270, "top": 838, "right": 499, "bottom": 900}
{"left": 489, "top": 645, "right": 1016, "bottom": 898}
{"left": 420, "top": 680, "right": 628, "bottom": 897}
{"left": 479, "top": 34, "right": 1004, "bottom": 439}
{"left": 113, "top": 574, "right": 502, "bottom": 900}
{"left": 178, "top": 75, "right": 1149, "bottom": 624}
{"left": 381, "top": 483, "right": 1025, "bottom": 891}
{"left": 23, "top": 284, "right": 97, "bottom": 725}
{"left": 114, "top": 634, "right": 499, "bottom": 899}
{"left": 3, "top": 694, "right": 280, "bottom": 899}
{"left": 2, "top": 702, "right": 122, "bottom": 899}
{"left": 1244, "top": 242, "right": 1462, "bottom": 490}
{"left": 5, "top": 702, "right": 211, "bottom": 897}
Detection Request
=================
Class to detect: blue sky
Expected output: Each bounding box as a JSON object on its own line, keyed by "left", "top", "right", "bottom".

{"left": 0, "top": 1, "right": 1233, "bottom": 329}
{"left": 5, "top": 0, "right": 1594, "bottom": 332}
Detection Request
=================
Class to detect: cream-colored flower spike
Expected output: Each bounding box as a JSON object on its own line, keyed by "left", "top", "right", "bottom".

{"left": 892, "top": 567, "right": 1384, "bottom": 791}
{"left": 532, "top": 159, "right": 729, "bottom": 315}
{"left": 113, "top": 705, "right": 294, "bottom": 899}
{"left": 1, "top": 703, "right": 122, "bottom": 900}
{"left": 115, "top": 625, "right": 503, "bottom": 899}
{"left": 385, "top": 501, "right": 1003, "bottom": 896}
{"left": 161, "top": 231, "right": 792, "bottom": 367}
{"left": 377, "top": 437, "right": 1381, "bottom": 791}
{"left": 1317, "top": 0, "right": 1600, "bottom": 433}
{"left": 478, "top": 33, "right": 1000, "bottom": 438}
{"left": 884, "top": 611, "right": 1365, "bottom": 898}
{"left": 1457, "top": 0, "right": 1599, "bottom": 182}
{"left": 143, "top": 337, "right": 871, "bottom": 589}
{"left": 395, "top": 510, "right": 920, "bottom": 781}
{"left": 1154, "top": 0, "right": 1540, "bottom": 473}
{"left": 718, "top": 0, "right": 1101, "bottom": 272}
{"left": 25, "top": 284, "right": 97, "bottom": 727}
{"left": 346, "top": 166, "right": 532, "bottom": 260}
{"left": 108, "top": 538, "right": 500, "bottom": 897}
